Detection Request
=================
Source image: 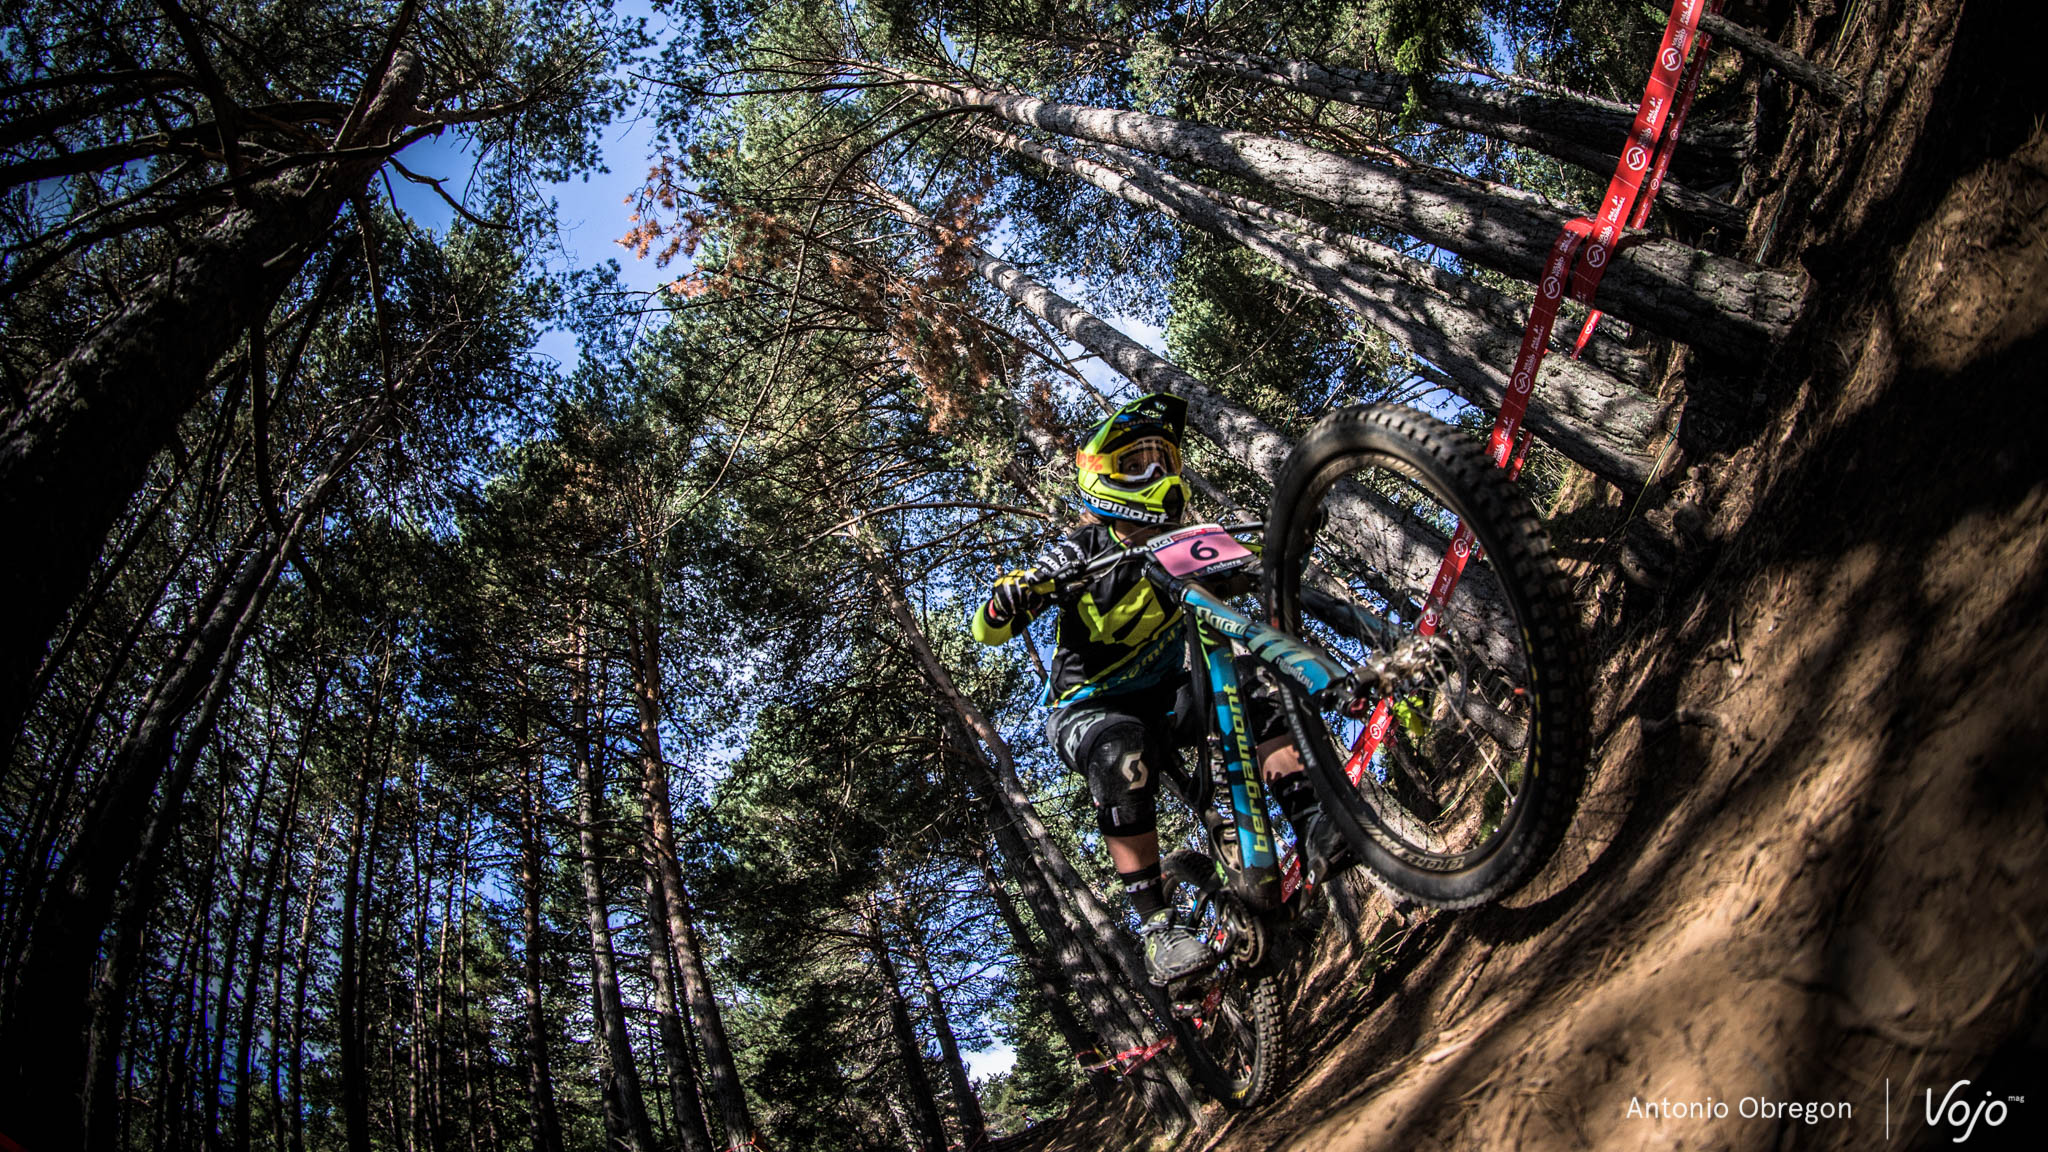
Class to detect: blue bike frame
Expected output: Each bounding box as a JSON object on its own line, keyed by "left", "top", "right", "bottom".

{"left": 1147, "top": 545, "right": 1354, "bottom": 911}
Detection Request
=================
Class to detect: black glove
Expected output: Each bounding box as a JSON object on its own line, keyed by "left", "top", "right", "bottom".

{"left": 988, "top": 570, "right": 1049, "bottom": 624}
{"left": 1031, "top": 538, "right": 1089, "bottom": 585}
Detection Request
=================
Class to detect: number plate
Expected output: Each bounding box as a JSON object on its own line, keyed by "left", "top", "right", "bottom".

{"left": 1153, "top": 525, "right": 1254, "bottom": 578}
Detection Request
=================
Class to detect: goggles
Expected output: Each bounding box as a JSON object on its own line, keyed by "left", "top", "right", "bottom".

{"left": 1076, "top": 435, "right": 1181, "bottom": 489}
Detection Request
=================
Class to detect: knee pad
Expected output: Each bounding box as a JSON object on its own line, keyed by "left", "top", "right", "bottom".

{"left": 1084, "top": 720, "right": 1158, "bottom": 838}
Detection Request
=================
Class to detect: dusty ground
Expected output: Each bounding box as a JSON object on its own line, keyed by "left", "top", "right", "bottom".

{"left": 1003, "top": 1, "right": 2048, "bottom": 1149}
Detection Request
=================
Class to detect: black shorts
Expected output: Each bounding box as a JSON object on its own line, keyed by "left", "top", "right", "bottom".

{"left": 1046, "top": 664, "right": 1288, "bottom": 838}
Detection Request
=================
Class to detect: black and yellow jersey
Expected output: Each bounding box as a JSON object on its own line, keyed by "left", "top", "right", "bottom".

{"left": 971, "top": 524, "right": 1183, "bottom": 707}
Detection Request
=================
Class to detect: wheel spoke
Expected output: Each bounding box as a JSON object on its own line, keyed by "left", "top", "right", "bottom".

{"left": 1264, "top": 405, "right": 1587, "bottom": 907}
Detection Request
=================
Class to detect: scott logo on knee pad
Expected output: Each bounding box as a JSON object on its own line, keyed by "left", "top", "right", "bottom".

{"left": 1116, "top": 748, "right": 1149, "bottom": 790}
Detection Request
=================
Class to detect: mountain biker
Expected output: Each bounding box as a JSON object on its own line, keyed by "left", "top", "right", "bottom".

{"left": 970, "top": 393, "right": 1345, "bottom": 985}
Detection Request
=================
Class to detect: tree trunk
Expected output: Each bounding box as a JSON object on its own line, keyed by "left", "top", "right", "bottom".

{"left": 4, "top": 354, "right": 232, "bottom": 768}
{"left": 0, "top": 52, "right": 421, "bottom": 752}
{"left": 77, "top": 572, "right": 264, "bottom": 1151}
{"left": 976, "top": 856, "right": 1095, "bottom": 1057}
{"left": 594, "top": 984, "right": 633, "bottom": 1151}
{"left": 1147, "top": 41, "right": 1748, "bottom": 211}
{"left": 516, "top": 741, "right": 568, "bottom": 1152}
{"left": 478, "top": 1028, "right": 507, "bottom": 1152}
{"left": 410, "top": 762, "right": 442, "bottom": 1152}
{"left": 0, "top": 516, "right": 199, "bottom": 958}
{"left": 866, "top": 907, "right": 949, "bottom": 1152}
{"left": 203, "top": 745, "right": 277, "bottom": 1148}
{"left": 432, "top": 823, "right": 469, "bottom": 1152}
{"left": 665, "top": 892, "right": 758, "bottom": 1147}
{"left": 568, "top": 619, "right": 659, "bottom": 1152}
{"left": 970, "top": 777, "right": 1153, "bottom": 1040}
{"left": 896, "top": 900, "right": 988, "bottom": 1148}
{"left": 453, "top": 827, "right": 484, "bottom": 1152}
{"left": 625, "top": 566, "right": 759, "bottom": 1150}
{"left": 235, "top": 692, "right": 311, "bottom": 1152}
{"left": 166, "top": 814, "right": 226, "bottom": 1152}
{"left": 340, "top": 706, "right": 394, "bottom": 1152}
{"left": 1095, "top": 137, "right": 1655, "bottom": 382}
{"left": 1698, "top": 13, "right": 1856, "bottom": 105}
{"left": 384, "top": 926, "right": 408, "bottom": 1146}
{"left": 288, "top": 816, "right": 336, "bottom": 1152}
{"left": 641, "top": 848, "right": 716, "bottom": 1152}
{"left": 148, "top": 910, "right": 195, "bottom": 1149}
{"left": 980, "top": 126, "right": 1664, "bottom": 488}
{"left": 899, "top": 74, "right": 1805, "bottom": 356}
{"left": 14, "top": 529, "right": 268, "bottom": 1143}
{"left": 0, "top": 377, "right": 409, "bottom": 1142}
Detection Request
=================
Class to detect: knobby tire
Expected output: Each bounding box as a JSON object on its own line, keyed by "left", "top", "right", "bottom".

{"left": 1156, "top": 850, "right": 1280, "bottom": 1108}
{"left": 1263, "top": 405, "right": 1589, "bottom": 908}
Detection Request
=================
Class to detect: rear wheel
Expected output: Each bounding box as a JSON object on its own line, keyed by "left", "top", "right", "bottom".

{"left": 1159, "top": 850, "right": 1279, "bottom": 1108}
{"left": 1262, "top": 405, "right": 1588, "bottom": 909}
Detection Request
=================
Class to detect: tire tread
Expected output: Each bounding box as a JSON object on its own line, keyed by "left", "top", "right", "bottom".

{"left": 1264, "top": 404, "right": 1589, "bottom": 909}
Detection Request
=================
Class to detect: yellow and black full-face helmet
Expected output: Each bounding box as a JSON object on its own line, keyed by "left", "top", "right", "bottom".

{"left": 1074, "top": 393, "right": 1188, "bottom": 525}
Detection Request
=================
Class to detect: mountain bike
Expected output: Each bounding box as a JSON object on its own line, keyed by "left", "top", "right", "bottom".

{"left": 1032, "top": 403, "right": 1587, "bottom": 1108}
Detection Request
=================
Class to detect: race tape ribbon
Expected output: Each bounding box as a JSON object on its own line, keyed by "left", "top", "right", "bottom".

{"left": 1076, "top": 1034, "right": 1176, "bottom": 1076}
{"left": 1576, "top": 4, "right": 1721, "bottom": 355}
{"left": 1343, "top": 0, "right": 1715, "bottom": 786}
{"left": 1566, "top": 0, "right": 1711, "bottom": 303}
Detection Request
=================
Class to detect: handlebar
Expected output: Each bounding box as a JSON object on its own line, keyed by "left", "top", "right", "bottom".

{"left": 1028, "top": 521, "right": 1264, "bottom": 596}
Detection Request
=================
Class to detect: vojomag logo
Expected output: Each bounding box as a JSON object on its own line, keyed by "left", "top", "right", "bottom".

{"left": 1925, "top": 1080, "right": 2020, "bottom": 1143}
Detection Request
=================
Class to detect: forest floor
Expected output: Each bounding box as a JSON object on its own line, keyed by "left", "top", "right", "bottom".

{"left": 995, "top": 1, "right": 2048, "bottom": 1149}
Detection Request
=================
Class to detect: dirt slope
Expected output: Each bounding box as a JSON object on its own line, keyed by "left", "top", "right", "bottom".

{"left": 1009, "top": 2, "right": 2048, "bottom": 1148}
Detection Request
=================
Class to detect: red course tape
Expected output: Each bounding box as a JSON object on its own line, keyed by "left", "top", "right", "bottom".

{"left": 1576, "top": 3, "right": 1721, "bottom": 355}
{"left": 1344, "top": 0, "right": 1718, "bottom": 783}
{"left": 1076, "top": 1034, "right": 1176, "bottom": 1076}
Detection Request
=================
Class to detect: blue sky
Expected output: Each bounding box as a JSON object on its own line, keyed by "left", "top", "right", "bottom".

{"left": 384, "top": 0, "right": 680, "bottom": 366}
{"left": 386, "top": 111, "right": 1168, "bottom": 385}
{"left": 387, "top": 104, "right": 676, "bottom": 368}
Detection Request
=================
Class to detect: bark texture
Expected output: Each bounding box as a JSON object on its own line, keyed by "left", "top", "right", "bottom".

{"left": 0, "top": 53, "right": 423, "bottom": 752}
{"left": 982, "top": 127, "right": 1663, "bottom": 488}
{"left": 1148, "top": 42, "right": 1746, "bottom": 226}
{"left": 902, "top": 74, "right": 1806, "bottom": 357}
{"left": 1699, "top": 12, "right": 1856, "bottom": 105}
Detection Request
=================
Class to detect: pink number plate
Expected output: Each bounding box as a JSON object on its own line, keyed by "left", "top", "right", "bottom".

{"left": 1153, "top": 526, "right": 1252, "bottom": 577}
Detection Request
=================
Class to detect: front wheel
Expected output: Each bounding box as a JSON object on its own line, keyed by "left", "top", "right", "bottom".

{"left": 1263, "top": 405, "right": 1588, "bottom": 909}
{"left": 1159, "top": 850, "right": 1279, "bottom": 1108}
